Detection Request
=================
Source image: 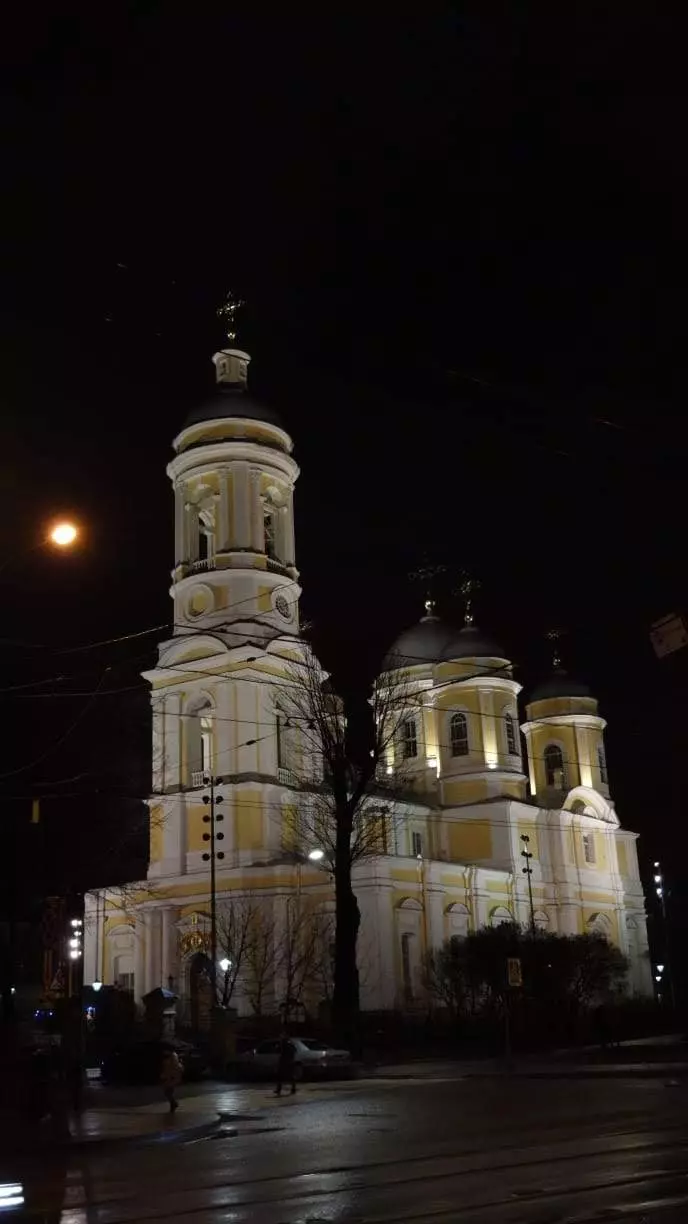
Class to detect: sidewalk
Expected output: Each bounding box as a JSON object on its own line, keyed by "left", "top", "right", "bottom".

{"left": 68, "top": 1080, "right": 349, "bottom": 1146}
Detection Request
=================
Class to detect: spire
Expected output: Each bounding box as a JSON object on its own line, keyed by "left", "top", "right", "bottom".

{"left": 409, "top": 561, "right": 446, "bottom": 622}
{"left": 545, "top": 627, "right": 565, "bottom": 671}
{"left": 460, "top": 575, "right": 480, "bottom": 627}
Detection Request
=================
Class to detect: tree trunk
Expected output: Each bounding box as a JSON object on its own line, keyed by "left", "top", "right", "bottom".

{"left": 332, "top": 847, "right": 360, "bottom": 1043}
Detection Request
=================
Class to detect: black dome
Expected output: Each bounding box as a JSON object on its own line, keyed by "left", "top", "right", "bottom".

{"left": 183, "top": 385, "right": 283, "bottom": 430}
{"left": 383, "top": 616, "right": 458, "bottom": 669}
{"left": 530, "top": 669, "right": 592, "bottom": 702}
{"left": 446, "top": 625, "right": 508, "bottom": 660}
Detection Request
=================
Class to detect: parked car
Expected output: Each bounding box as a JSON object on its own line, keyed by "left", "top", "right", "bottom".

{"left": 101, "top": 1039, "right": 206, "bottom": 1085}
{"left": 237, "top": 1037, "right": 353, "bottom": 1081}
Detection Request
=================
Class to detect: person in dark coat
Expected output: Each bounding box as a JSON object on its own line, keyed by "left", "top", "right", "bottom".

{"left": 275, "top": 1033, "right": 297, "bottom": 1096}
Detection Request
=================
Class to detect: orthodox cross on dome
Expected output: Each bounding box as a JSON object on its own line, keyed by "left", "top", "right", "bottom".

{"left": 546, "top": 627, "right": 566, "bottom": 670}
{"left": 409, "top": 562, "right": 446, "bottom": 619}
{"left": 459, "top": 575, "right": 480, "bottom": 626}
{"left": 216, "top": 290, "right": 245, "bottom": 344}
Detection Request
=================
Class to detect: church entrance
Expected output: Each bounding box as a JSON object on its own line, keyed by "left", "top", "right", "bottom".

{"left": 188, "top": 952, "right": 214, "bottom": 1033}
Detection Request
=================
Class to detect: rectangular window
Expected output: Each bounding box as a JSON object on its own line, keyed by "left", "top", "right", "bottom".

{"left": 402, "top": 718, "right": 418, "bottom": 759}
{"left": 582, "top": 832, "right": 596, "bottom": 865}
{"left": 411, "top": 830, "right": 423, "bottom": 858}
{"left": 369, "top": 810, "right": 388, "bottom": 854}
{"left": 598, "top": 746, "right": 608, "bottom": 785}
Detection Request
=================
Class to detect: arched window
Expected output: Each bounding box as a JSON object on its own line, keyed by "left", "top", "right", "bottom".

{"left": 401, "top": 718, "right": 418, "bottom": 759}
{"left": 505, "top": 712, "right": 517, "bottom": 756}
{"left": 186, "top": 697, "right": 213, "bottom": 786}
{"left": 597, "top": 745, "right": 608, "bottom": 785}
{"left": 544, "top": 744, "right": 566, "bottom": 788}
{"left": 450, "top": 712, "right": 469, "bottom": 757}
{"left": 200, "top": 712, "right": 213, "bottom": 776}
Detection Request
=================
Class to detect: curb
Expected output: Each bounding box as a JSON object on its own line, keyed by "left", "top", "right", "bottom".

{"left": 65, "top": 1116, "right": 223, "bottom": 1151}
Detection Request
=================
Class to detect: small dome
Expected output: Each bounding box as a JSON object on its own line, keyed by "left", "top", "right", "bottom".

{"left": 446, "top": 625, "right": 508, "bottom": 661}
{"left": 529, "top": 669, "right": 592, "bottom": 703}
{"left": 383, "top": 615, "right": 458, "bottom": 670}
{"left": 183, "top": 384, "right": 283, "bottom": 430}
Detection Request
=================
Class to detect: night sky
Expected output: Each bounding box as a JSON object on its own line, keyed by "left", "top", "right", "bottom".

{"left": 1, "top": 7, "right": 687, "bottom": 918}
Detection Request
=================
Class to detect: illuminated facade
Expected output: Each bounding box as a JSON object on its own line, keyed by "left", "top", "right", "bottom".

{"left": 84, "top": 351, "right": 652, "bottom": 1013}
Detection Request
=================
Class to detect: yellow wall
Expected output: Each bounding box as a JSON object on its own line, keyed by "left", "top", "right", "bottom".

{"left": 617, "top": 840, "right": 628, "bottom": 877}
{"left": 234, "top": 790, "right": 264, "bottom": 851}
{"left": 442, "top": 779, "right": 488, "bottom": 805}
{"left": 150, "top": 806, "right": 164, "bottom": 863}
{"left": 448, "top": 821, "right": 492, "bottom": 862}
{"left": 187, "top": 804, "right": 208, "bottom": 853}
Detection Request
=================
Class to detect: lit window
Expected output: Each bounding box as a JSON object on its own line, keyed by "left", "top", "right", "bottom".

{"left": 369, "top": 810, "right": 388, "bottom": 854}
{"left": 411, "top": 830, "right": 423, "bottom": 857}
{"left": 505, "top": 712, "right": 517, "bottom": 756}
{"left": 583, "top": 832, "right": 596, "bottom": 865}
{"left": 597, "top": 745, "right": 608, "bottom": 785}
{"left": 402, "top": 718, "right": 418, "bottom": 759}
{"left": 450, "top": 712, "right": 469, "bottom": 757}
{"left": 544, "top": 744, "right": 566, "bottom": 788}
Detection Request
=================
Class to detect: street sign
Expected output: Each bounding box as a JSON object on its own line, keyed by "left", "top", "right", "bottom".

{"left": 650, "top": 614, "right": 688, "bottom": 658}
{"left": 507, "top": 957, "right": 522, "bottom": 988}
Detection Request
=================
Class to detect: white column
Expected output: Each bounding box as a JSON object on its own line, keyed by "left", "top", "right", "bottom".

{"left": 83, "top": 892, "right": 98, "bottom": 986}
{"left": 161, "top": 906, "right": 177, "bottom": 989}
{"left": 174, "top": 485, "right": 186, "bottom": 564}
{"left": 134, "top": 915, "right": 146, "bottom": 1005}
{"left": 425, "top": 875, "right": 445, "bottom": 952}
{"left": 143, "top": 912, "right": 154, "bottom": 995}
{"left": 217, "top": 470, "right": 231, "bottom": 551}
{"left": 250, "top": 470, "right": 263, "bottom": 551}
{"left": 186, "top": 504, "right": 199, "bottom": 562}
{"left": 285, "top": 490, "right": 296, "bottom": 567}
{"left": 232, "top": 463, "right": 251, "bottom": 549}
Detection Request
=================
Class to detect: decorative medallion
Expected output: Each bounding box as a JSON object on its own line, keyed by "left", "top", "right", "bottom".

{"left": 275, "top": 593, "right": 291, "bottom": 620}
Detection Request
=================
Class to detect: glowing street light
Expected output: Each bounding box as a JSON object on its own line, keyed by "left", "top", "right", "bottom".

{"left": 49, "top": 521, "right": 78, "bottom": 548}
{"left": 308, "top": 848, "right": 325, "bottom": 862}
{"left": 91, "top": 981, "right": 103, "bottom": 992}
{"left": 219, "top": 957, "right": 232, "bottom": 974}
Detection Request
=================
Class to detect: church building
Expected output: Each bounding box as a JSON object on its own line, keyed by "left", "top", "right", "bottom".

{"left": 84, "top": 350, "right": 652, "bottom": 1015}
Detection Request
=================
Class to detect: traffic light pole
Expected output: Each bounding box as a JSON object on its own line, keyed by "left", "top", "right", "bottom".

{"left": 202, "top": 777, "right": 224, "bottom": 1003}
{"left": 520, "top": 834, "right": 535, "bottom": 934}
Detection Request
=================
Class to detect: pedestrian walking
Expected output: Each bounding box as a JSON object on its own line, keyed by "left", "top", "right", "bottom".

{"left": 160, "top": 1044, "right": 183, "bottom": 1113}
{"left": 275, "top": 1033, "right": 297, "bottom": 1096}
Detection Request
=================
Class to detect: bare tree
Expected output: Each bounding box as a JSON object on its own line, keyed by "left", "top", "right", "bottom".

{"left": 215, "top": 896, "right": 258, "bottom": 1008}
{"left": 277, "top": 895, "right": 322, "bottom": 1022}
{"left": 244, "top": 905, "right": 279, "bottom": 1017}
{"left": 276, "top": 646, "right": 415, "bottom": 1036}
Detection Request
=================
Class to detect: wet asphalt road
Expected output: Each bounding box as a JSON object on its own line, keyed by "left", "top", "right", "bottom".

{"left": 8, "top": 1073, "right": 688, "bottom": 1222}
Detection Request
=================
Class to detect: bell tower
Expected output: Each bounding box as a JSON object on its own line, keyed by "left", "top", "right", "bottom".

{"left": 521, "top": 657, "right": 610, "bottom": 808}
{"left": 167, "top": 350, "right": 301, "bottom": 646}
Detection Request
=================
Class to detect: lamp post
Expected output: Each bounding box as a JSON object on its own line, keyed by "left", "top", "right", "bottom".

{"left": 520, "top": 835, "right": 536, "bottom": 934}
{"left": 202, "top": 776, "right": 225, "bottom": 1002}
{"left": 652, "top": 861, "right": 675, "bottom": 1009}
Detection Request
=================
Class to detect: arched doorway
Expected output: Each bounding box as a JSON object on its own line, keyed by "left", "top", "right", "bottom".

{"left": 188, "top": 952, "right": 214, "bottom": 1033}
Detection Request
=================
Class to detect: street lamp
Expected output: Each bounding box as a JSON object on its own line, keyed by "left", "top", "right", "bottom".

{"left": 49, "top": 521, "right": 78, "bottom": 548}
{"left": 91, "top": 980, "right": 103, "bottom": 993}
{"left": 219, "top": 957, "right": 232, "bottom": 974}
{"left": 308, "top": 848, "right": 325, "bottom": 862}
